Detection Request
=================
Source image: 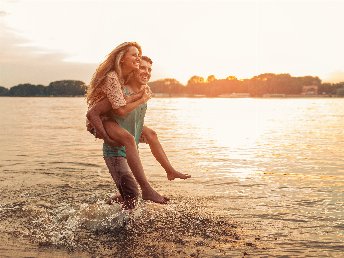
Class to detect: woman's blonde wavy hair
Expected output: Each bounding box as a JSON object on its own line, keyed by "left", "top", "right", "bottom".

{"left": 86, "top": 42, "right": 142, "bottom": 103}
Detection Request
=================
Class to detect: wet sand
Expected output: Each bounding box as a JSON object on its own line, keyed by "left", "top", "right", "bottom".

{"left": 0, "top": 169, "right": 258, "bottom": 257}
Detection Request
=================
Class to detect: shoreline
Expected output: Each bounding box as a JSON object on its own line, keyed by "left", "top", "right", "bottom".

{"left": 0, "top": 95, "right": 342, "bottom": 98}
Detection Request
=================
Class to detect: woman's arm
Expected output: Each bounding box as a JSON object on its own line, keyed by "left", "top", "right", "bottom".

{"left": 125, "top": 84, "right": 152, "bottom": 104}
{"left": 115, "top": 90, "right": 150, "bottom": 117}
{"left": 125, "top": 90, "right": 144, "bottom": 104}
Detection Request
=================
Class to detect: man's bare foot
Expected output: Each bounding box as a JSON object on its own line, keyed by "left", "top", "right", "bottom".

{"left": 167, "top": 170, "right": 191, "bottom": 181}
{"left": 142, "top": 188, "right": 168, "bottom": 204}
{"left": 106, "top": 194, "right": 124, "bottom": 205}
{"left": 123, "top": 198, "right": 138, "bottom": 210}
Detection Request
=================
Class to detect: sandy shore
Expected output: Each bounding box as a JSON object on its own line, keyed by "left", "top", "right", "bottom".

{"left": 0, "top": 166, "right": 261, "bottom": 257}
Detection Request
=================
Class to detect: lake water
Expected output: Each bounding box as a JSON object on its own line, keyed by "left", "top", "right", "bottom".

{"left": 0, "top": 97, "right": 343, "bottom": 257}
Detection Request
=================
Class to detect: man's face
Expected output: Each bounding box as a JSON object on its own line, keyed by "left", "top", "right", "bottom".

{"left": 134, "top": 59, "right": 152, "bottom": 84}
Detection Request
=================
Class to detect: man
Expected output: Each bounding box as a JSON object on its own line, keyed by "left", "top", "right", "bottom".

{"left": 87, "top": 56, "right": 190, "bottom": 209}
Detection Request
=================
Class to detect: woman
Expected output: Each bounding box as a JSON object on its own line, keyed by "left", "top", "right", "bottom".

{"left": 86, "top": 42, "right": 149, "bottom": 142}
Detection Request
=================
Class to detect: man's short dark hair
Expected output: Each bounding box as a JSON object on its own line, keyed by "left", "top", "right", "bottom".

{"left": 141, "top": 56, "right": 153, "bottom": 64}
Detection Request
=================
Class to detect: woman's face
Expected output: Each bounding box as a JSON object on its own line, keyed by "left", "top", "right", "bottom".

{"left": 121, "top": 46, "right": 141, "bottom": 71}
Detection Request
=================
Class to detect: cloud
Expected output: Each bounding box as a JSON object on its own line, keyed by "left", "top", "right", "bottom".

{"left": 0, "top": 23, "right": 97, "bottom": 88}
{"left": 0, "top": 11, "right": 8, "bottom": 16}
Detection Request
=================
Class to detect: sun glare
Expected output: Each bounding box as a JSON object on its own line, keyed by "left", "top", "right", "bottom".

{"left": 1, "top": 0, "right": 344, "bottom": 86}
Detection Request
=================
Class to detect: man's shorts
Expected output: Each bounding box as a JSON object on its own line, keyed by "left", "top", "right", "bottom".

{"left": 104, "top": 156, "right": 139, "bottom": 209}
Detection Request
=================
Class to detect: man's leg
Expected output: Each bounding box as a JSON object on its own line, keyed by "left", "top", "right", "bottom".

{"left": 103, "top": 120, "right": 150, "bottom": 187}
{"left": 104, "top": 156, "right": 139, "bottom": 209}
{"left": 141, "top": 126, "right": 191, "bottom": 180}
{"left": 103, "top": 121, "right": 168, "bottom": 204}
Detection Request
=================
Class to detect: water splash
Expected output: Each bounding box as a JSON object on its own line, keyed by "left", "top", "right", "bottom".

{"left": 18, "top": 201, "right": 136, "bottom": 249}
{"left": 1, "top": 197, "right": 250, "bottom": 257}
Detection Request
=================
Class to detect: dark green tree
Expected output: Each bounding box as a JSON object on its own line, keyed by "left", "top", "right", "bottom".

{"left": 0, "top": 86, "right": 9, "bottom": 96}
{"left": 46, "top": 80, "right": 87, "bottom": 96}
{"left": 8, "top": 84, "right": 46, "bottom": 96}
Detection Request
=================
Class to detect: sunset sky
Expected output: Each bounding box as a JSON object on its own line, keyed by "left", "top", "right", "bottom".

{"left": 1, "top": 0, "right": 344, "bottom": 87}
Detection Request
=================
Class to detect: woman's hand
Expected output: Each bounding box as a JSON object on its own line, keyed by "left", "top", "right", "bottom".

{"left": 143, "top": 84, "right": 152, "bottom": 98}
{"left": 140, "top": 89, "right": 151, "bottom": 104}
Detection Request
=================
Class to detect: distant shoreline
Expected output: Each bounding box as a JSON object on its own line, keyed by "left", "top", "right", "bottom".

{"left": 2, "top": 76, "right": 343, "bottom": 97}
{"left": 0, "top": 94, "right": 342, "bottom": 98}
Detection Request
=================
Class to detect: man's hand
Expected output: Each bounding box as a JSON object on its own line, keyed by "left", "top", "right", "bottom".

{"left": 94, "top": 129, "right": 105, "bottom": 139}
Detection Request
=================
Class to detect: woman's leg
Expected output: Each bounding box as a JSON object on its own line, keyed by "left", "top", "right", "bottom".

{"left": 103, "top": 120, "right": 168, "bottom": 204}
{"left": 141, "top": 126, "right": 191, "bottom": 180}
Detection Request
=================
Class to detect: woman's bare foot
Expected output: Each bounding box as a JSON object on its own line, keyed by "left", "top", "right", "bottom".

{"left": 167, "top": 170, "right": 191, "bottom": 181}
{"left": 106, "top": 194, "right": 124, "bottom": 205}
{"left": 142, "top": 188, "right": 169, "bottom": 204}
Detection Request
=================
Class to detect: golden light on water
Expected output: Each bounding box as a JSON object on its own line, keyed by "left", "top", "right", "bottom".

{"left": 164, "top": 98, "right": 344, "bottom": 180}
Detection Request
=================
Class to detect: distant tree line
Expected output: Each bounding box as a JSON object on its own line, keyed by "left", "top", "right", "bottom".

{"left": 149, "top": 73, "right": 344, "bottom": 97}
{"left": 0, "top": 80, "right": 86, "bottom": 97}
{"left": 1, "top": 74, "right": 343, "bottom": 97}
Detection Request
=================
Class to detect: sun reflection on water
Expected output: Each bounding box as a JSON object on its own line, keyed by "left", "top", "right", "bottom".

{"left": 147, "top": 98, "right": 344, "bottom": 181}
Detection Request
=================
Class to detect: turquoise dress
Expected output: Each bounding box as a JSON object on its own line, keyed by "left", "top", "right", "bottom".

{"left": 103, "top": 86, "right": 147, "bottom": 158}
